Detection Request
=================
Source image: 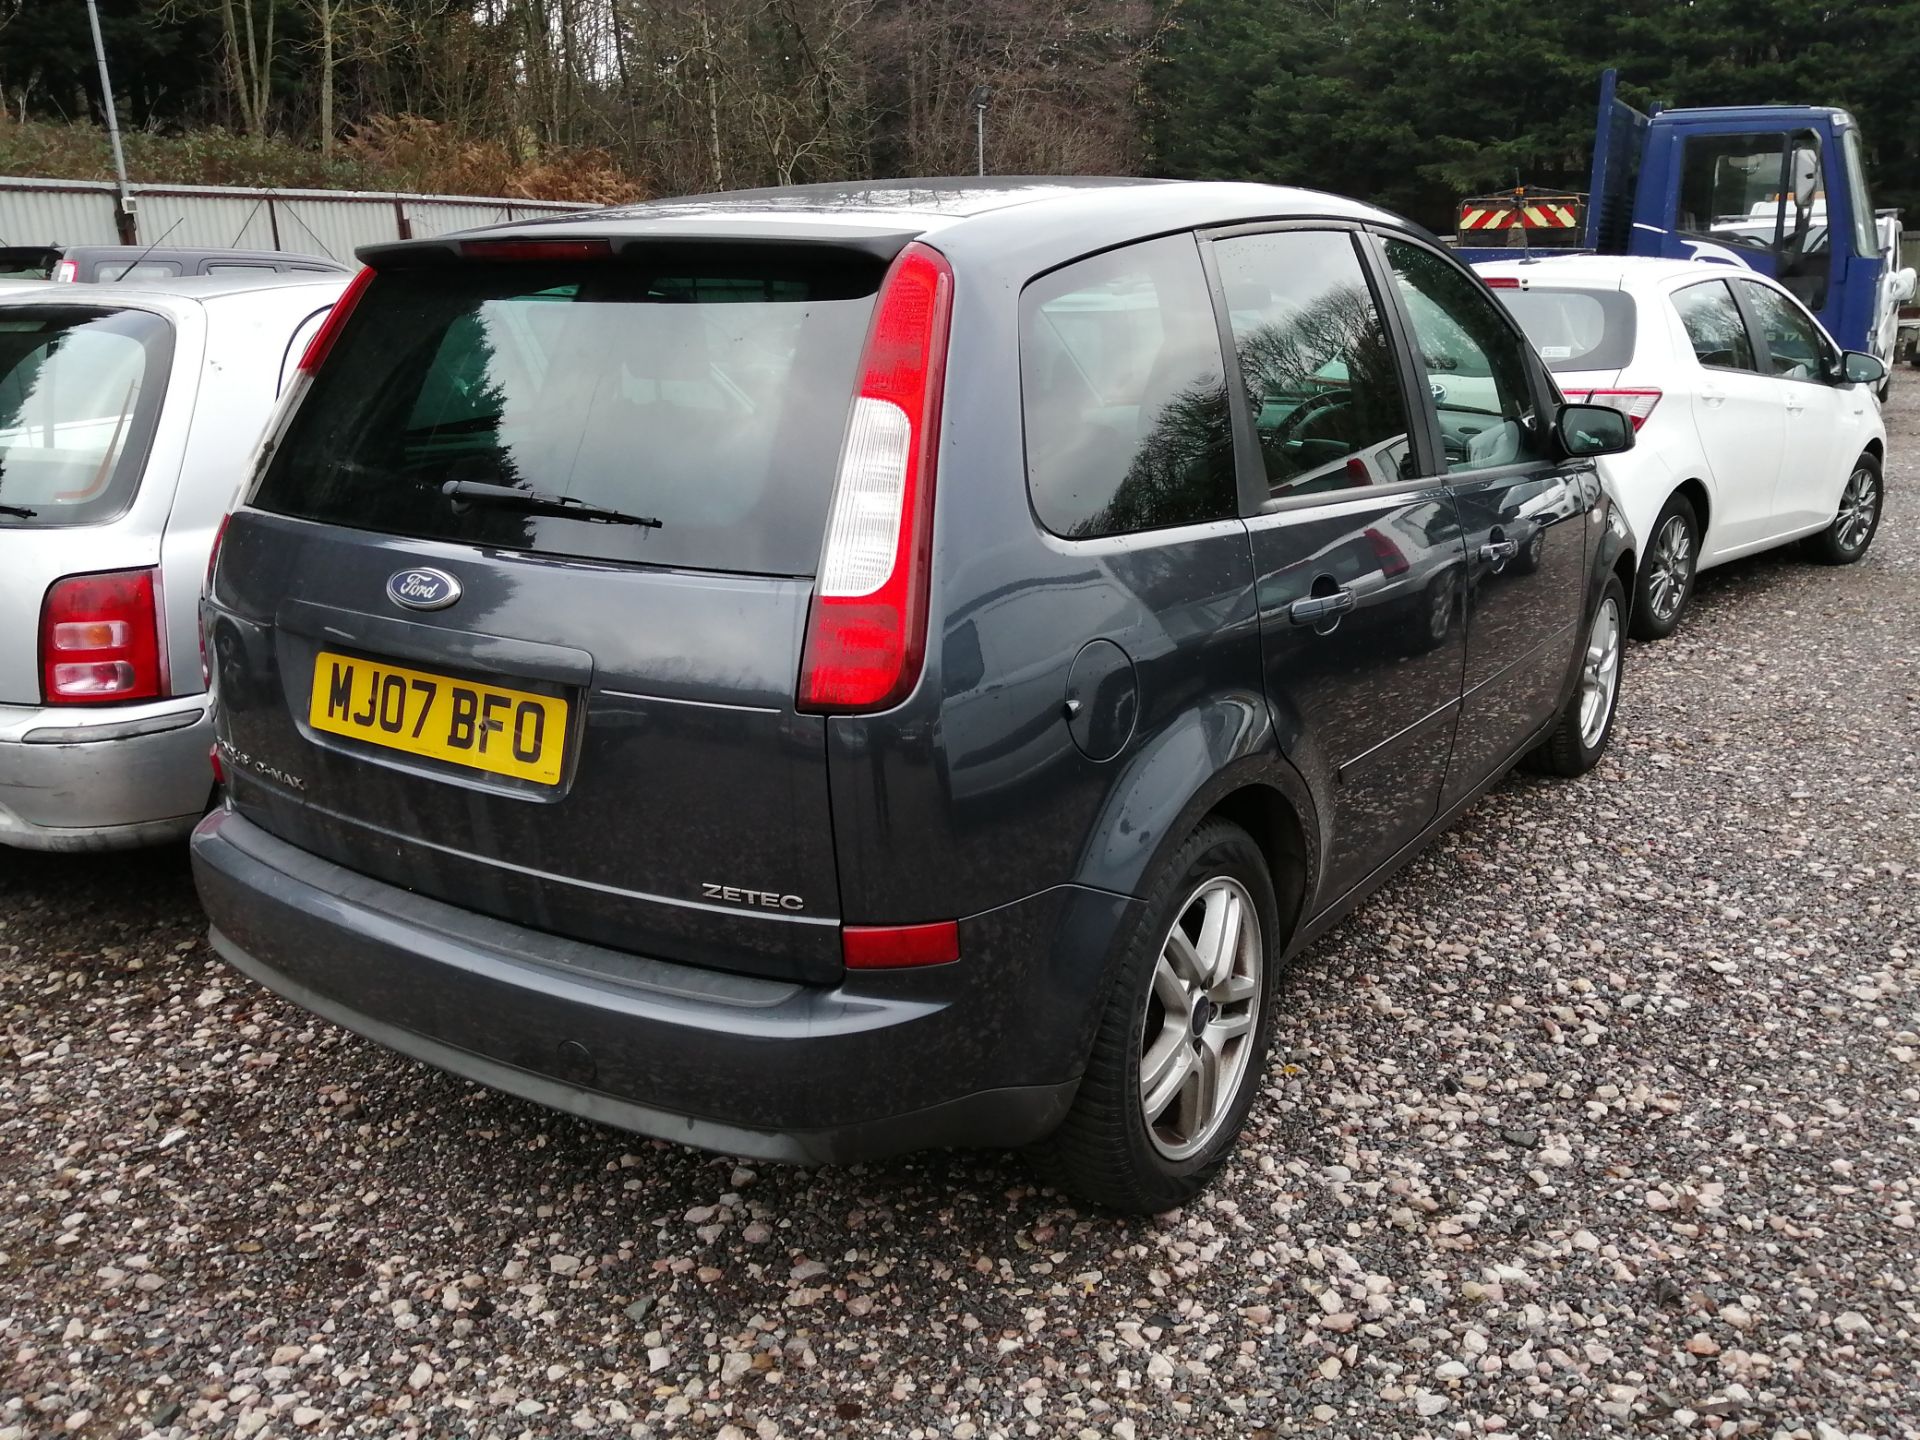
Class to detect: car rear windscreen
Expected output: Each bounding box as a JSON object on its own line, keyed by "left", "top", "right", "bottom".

{"left": 250, "top": 255, "right": 884, "bottom": 576}
{"left": 1494, "top": 286, "right": 1636, "bottom": 373}
{"left": 0, "top": 307, "right": 174, "bottom": 528}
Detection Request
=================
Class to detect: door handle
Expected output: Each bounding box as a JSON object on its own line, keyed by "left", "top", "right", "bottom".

{"left": 1289, "top": 589, "right": 1355, "bottom": 626}
{"left": 1784, "top": 393, "right": 1807, "bottom": 413}
{"left": 1479, "top": 539, "right": 1520, "bottom": 563}
{"left": 1700, "top": 388, "right": 1727, "bottom": 408}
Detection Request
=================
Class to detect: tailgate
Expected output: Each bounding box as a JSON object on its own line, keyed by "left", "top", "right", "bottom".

{"left": 207, "top": 244, "right": 893, "bottom": 984}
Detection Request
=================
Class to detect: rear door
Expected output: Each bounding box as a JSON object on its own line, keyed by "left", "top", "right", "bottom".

{"left": 211, "top": 246, "right": 894, "bottom": 984}
{"left": 1378, "top": 236, "right": 1590, "bottom": 806}
{"left": 1669, "top": 277, "right": 1785, "bottom": 553}
{"left": 1210, "top": 225, "right": 1468, "bottom": 901}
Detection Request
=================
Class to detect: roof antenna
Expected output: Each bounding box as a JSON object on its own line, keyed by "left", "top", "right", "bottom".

{"left": 111, "top": 216, "right": 184, "bottom": 281}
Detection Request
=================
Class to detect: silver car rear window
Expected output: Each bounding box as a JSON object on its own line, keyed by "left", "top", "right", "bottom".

{"left": 0, "top": 307, "right": 174, "bottom": 528}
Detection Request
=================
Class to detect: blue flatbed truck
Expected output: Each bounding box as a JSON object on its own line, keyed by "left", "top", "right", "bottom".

{"left": 1458, "top": 69, "right": 1904, "bottom": 362}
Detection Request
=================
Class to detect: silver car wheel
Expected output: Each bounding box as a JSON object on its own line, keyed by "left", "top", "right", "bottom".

{"left": 1645, "top": 514, "right": 1694, "bottom": 623}
{"left": 1834, "top": 465, "right": 1880, "bottom": 554}
{"left": 1139, "top": 875, "right": 1263, "bottom": 1162}
{"left": 1578, "top": 595, "right": 1622, "bottom": 751}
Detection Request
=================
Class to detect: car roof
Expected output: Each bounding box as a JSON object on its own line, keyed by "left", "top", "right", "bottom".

{"left": 1473, "top": 254, "right": 1768, "bottom": 291}
{"left": 58, "top": 245, "right": 349, "bottom": 267}
{"left": 0, "top": 272, "right": 348, "bottom": 322}
{"left": 361, "top": 177, "right": 1411, "bottom": 272}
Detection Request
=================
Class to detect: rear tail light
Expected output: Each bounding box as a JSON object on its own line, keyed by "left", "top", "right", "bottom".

{"left": 1578, "top": 388, "right": 1661, "bottom": 431}
{"left": 842, "top": 920, "right": 960, "bottom": 969}
{"left": 41, "top": 569, "right": 165, "bottom": 704}
{"left": 51, "top": 259, "right": 78, "bottom": 283}
{"left": 797, "top": 242, "right": 955, "bottom": 713}
{"left": 209, "top": 745, "right": 226, "bottom": 786}
{"left": 298, "top": 265, "right": 376, "bottom": 374}
{"left": 206, "top": 513, "right": 231, "bottom": 589}
{"left": 1364, "top": 526, "right": 1411, "bottom": 577}
{"left": 459, "top": 238, "right": 612, "bottom": 263}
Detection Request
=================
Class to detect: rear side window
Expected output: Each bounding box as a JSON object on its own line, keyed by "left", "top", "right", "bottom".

{"left": 251, "top": 255, "right": 883, "bottom": 575}
{"left": 1212, "top": 229, "right": 1415, "bottom": 500}
{"left": 1495, "top": 287, "right": 1637, "bottom": 373}
{"left": 1673, "top": 280, "right": 1758, "bottom": 371}
{"left": 0, "top": 307, "right": 173, "bottom": 528}
{"left": 1020, "top": 234, "right": 1236, "bottom": 538}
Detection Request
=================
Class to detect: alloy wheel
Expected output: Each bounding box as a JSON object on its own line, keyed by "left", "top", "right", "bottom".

{"left": 1138, "top": 876, "right": 1264, "bottom": 1162}
{"left": 1578, "top": 595, "right": 1622, "bottom": 751}
{"left": 1834, "top": 465, "right": 1880, "bottom": 555}
{"left": 1645, "top": 514, "right": 1694, "bottom": 623}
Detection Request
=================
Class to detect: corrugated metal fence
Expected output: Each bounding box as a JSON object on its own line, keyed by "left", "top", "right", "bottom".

{"left": 0, "top": 176, "right": 587, "bottom": 262}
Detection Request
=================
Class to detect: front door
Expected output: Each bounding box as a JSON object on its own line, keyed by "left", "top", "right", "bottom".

{"left": 1730, "top": 277, "right": 1874, "bottom": 536}
{"left": 1210, "top": 226, "right": 1469, "bottom": 903}
{"left": 1669, "top": 277, "right": 1787, "bottom": 554}
{"left": 1378, "top": 237, "right": 1591, "bottom": 808}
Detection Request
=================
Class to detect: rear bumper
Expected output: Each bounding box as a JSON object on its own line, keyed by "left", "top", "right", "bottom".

{"left": 0, "top": 699, "right": 213, "bottom": 851}
{"left": 191, "top": 809, "right": 1139, "bottom": 1164}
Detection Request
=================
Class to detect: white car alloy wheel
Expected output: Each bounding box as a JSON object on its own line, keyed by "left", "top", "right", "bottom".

{"left": 1833, "top": 463, "right": 1880, "bottom": 556}
{"left": 1579, "top": 594, "right": 1623, "bottom": 751}
{"left": 1138, "top": 875, "right": 1263, "bottom": 1162}
{"left": 1644, "top": 513, "right": 1694, "bottom": 625}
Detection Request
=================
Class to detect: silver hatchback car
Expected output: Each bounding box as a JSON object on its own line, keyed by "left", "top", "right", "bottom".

{"left": 0, "top": 271, "right": 347, "bottom": 849}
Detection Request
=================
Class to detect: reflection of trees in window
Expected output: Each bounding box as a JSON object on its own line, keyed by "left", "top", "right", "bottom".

{"left": 1069, "top": 377, "right": 1235, "bottom": 539}
{"left": 1236, "top": 285, "right": 1406, "bottom": 474}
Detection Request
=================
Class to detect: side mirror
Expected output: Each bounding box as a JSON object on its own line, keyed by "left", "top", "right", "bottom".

{"left": 1839, "top": 350, "right": 1888, "bottom": 386}
{"left": 1556, "top": 403, "right": 1634, "bottom": 459}
{"left": 1893, "top": 267, "right": 1918, "bottom": 304}
{"left": 1791, "top": 146, "right": 1820, "bottom": 208}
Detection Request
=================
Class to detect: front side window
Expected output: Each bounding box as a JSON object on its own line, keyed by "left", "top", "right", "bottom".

{"left": 1021, "top": 234, "right": 1236, "bottom": 538}
{"left": 1841, "top": 125, "right": 1879, "bottom": 260}
{"left": 1384, "top": 239, "right": 1545, "bottom": 474}
{"left": 1212, "top": 229, "right": 1414, "bottom": 500}
{"left": 0, "top": 307, "right": 173, "bottom": 528}
{"left": 1673, "top": 280, "right": 1759, "bottom": 371}
{"left": 1737, "top": 280, "right": 1834, "bottom": 381}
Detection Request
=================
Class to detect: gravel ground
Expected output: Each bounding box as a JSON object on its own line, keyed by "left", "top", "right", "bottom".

{"left": 5, "top": 386, "right": 1917, "bottom": 1440}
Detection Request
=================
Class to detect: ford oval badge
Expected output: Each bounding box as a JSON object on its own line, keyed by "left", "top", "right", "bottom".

{"left": 387, "top": 567, "right": 462, "bottom": 611}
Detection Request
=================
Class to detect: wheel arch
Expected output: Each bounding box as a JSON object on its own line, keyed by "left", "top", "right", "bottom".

{"left": 1072, "top": 709, "right": 1322, "bottom": 958}
{"left": 1671, "top": 478, "right": 1712, "bottom": 547}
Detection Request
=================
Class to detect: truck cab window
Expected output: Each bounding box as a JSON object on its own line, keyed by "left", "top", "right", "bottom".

{"left": 1679, "top": 130, "right": 1830, "bottom": 311}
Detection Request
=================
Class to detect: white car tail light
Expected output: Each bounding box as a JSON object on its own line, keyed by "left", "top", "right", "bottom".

{"left": 1577, "top": 388, "right": 1662, "bottom": 431}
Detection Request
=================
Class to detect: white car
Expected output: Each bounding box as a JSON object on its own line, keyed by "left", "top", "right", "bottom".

{"left": 0, "top": 271, "right": 347, "bottom": 849}
{"left": 1478, "top": 256, "right": 1890, "bottom": 639}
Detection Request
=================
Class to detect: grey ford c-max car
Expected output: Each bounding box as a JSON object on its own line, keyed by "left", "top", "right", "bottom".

{"left": 192, "top": 179, "right": 1637, "bottom": 1212}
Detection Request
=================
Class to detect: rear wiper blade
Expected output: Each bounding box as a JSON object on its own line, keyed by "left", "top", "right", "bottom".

{"left": 0, "top": 502, "right": 37, "bottom": 519}
{"left": 440, "top": 479, "right": 662, "bottom": 529}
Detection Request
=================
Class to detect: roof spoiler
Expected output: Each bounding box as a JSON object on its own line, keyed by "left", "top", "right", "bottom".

{"left": 357, "top": 227, "right": 921, "bottom": 270}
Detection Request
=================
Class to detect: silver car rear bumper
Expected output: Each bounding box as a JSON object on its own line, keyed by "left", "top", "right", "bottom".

{"left": 0, "top": 699, "right": 213, "bottom": 850}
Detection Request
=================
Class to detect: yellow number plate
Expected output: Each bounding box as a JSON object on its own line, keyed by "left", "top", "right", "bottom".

{"left": 308, "top": 650, "right": 569, "bottom": 786}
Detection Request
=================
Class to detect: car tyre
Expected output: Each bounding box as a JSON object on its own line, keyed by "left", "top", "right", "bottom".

{"left": 1031, "top": 819, "right": 1280, "bottom": 1213}
{"left": 1525, "top": 574, "right": 1626, "bottom": 778}
{"left": 1805, "top": 453, "right": 1883, "bottom": 565}
{"left": 1630, "top": 493, "right": 1699, "bottom": 641}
